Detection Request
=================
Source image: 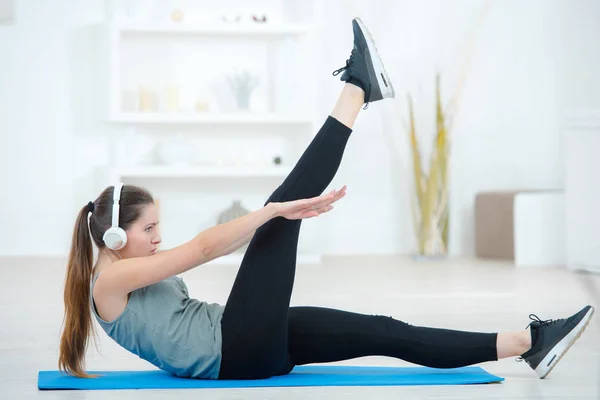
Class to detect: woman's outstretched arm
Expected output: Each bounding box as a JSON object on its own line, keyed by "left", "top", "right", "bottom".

{"left": 95, "top": 189, "right": 343, "bottom": 296}
{"left": 97, "top": 204, "right": 278, "bottom": 295}
{"left": 222, "top": 231, "right": 255, "bottom": 256}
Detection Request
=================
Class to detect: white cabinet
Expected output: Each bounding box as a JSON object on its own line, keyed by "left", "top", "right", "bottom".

{"left": 565, "top": 111, "right": 600, "bottom": 273}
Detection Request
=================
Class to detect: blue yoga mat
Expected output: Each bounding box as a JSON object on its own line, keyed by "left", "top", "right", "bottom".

{"left": 38, "top": 365, "right": 503, "bottom": 390}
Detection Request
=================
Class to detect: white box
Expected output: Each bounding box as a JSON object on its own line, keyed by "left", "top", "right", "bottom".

{"left": 513, "top": 191, "right": 566, "bottom": 267}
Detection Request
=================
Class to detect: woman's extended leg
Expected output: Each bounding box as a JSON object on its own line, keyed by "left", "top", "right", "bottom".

{"left": 218, "top": 17, "right": 396, "bottom": 380}
{"left": 286, "top": 307, "right": 510, "bottom": 368}
{"left": 286, "top": 305, "right": 594, "bottom": 380}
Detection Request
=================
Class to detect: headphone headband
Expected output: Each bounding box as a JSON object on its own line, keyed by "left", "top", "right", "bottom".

{"left": 111, "top": 183, "right": 123, "bottom": 229}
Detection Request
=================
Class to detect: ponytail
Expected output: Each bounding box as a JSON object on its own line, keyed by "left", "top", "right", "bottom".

{"left": 58, "top": 204, "right": 97, "bottom": 378}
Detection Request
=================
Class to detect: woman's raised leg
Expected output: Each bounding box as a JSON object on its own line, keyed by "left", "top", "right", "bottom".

{"left": 218, "top": 17, "right": 396, "bottom": 380}
{"left": 218, "top": 106, "right": 356, "bottom": 380}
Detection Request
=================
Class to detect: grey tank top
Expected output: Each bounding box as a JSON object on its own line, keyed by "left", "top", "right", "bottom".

{"left": 90, "top": 274, "right": 225, "bottom": 379}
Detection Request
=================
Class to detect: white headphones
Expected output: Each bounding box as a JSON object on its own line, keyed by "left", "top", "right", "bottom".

{"left": 102, "top": 183, "right": 127, "bottom": 251}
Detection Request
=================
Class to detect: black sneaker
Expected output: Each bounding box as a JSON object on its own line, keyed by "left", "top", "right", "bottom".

{"left": 518, "top": 305, "right": 595, "bottom": 379}
{"left": 332, "top": 17, "right": 395, "bottom": 107}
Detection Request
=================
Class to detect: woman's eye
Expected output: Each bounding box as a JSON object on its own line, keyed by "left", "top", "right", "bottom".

{"left": 145, "top": 227, "right": 152, "bottom": 232}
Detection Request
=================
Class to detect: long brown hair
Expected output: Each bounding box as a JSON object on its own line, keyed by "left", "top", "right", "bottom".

{"left": 58, "top": 184, "right": 153, "bottom": 377}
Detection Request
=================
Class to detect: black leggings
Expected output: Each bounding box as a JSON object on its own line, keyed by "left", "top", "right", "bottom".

{"left": 217, "top": 116, "right": 498, "bottom": 380}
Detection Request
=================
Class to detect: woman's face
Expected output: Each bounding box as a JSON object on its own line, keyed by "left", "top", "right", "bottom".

{"left": 120, "top": 203, "right": 161, "bottom": 258}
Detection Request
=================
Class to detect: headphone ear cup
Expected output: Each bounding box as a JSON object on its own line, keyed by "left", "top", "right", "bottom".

{"left": 103, "top": 227, "right": 128, "bottom": 251}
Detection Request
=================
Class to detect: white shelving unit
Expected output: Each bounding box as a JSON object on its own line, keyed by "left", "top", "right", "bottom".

{"left": 107, "top": 18, "right": 314, "bottom": 124}
{"left": 111, "top": 112, "right": 313, "bottom": 125}
{"left": 115, "top": 21, "right": 313, "bottom": 36}
{"left": 102, "top": 5, "right": 321, "bottom": 263}
{"left": 110, "top": 165, "right": 292, "bottom": 180}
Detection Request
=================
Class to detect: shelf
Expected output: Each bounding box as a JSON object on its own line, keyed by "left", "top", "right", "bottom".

{"left": 110, "top": 112, "right": 314, "bottom": 126}
{"left": 208, "top": 253, "right": 322, "bottom": 265}
{"left": 114, "top": 21, "right": 312, "bottom": 37}
{"left": 112, "top": 165, "right": 292, "bottom": 179}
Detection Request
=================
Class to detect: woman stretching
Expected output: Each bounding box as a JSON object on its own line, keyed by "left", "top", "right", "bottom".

{"left": 59, "top": 17, "right": 594, "bottom": 381}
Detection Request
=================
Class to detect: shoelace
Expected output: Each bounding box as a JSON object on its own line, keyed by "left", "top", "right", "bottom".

{"left": 332, "top": 49, "right": 357, "bottom": 77}
{"left": 527, "top": 314, "right": 560, "bottom": 329}
{"left": 515, "top": 314, "right": 560, "bottom": 362}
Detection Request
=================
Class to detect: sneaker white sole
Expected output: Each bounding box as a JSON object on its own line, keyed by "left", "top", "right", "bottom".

{"left": 535, "top": 306, "right": 595, "bottom": 379}
{"left": 354, "top": 17, "right": 395, "bottom": 99}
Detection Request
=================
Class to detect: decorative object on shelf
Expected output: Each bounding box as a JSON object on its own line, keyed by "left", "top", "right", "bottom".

{"left": 252, "top": 14, "right": 268, "bottom": 23}
{"left": 138, "top": 86, "right": 158, "bottom": 112}
{"left": 273, "top": 155, "right": 282, "bottom": 165}
{"left": 163, "top": 85, "right": 180, "bottom": 112}
{"left": 227, "top": 70, "right": 259, "bottom": 110}
{"left": 157, "top": 134, "right": 195, "bottom": 166}
{"left": 195, "top": 100, "right": 210, "bottom": 112}
{"left": 217, "top": 200, "right": 250, "bottom": 224}
{"left": 217, "top": 200, "right": 251, "bottom": 253}
{"left": 170, "top": 9, "right": 184, "bottom": 23}
{"left": 193, "top": 86, "right": 213, "bottom": 113}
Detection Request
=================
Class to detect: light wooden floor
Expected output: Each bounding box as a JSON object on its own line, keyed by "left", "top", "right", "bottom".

{"left": 1, "top": 255, "right": 599, "bottom": 399}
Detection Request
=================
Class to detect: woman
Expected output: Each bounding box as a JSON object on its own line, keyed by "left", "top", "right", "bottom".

{"left": 59, "top": 17, "right": 594, "bottom": 381}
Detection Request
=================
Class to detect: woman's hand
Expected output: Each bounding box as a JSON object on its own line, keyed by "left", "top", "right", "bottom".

{"left": 271, "top": 186, "right": 347, "bottom": 220}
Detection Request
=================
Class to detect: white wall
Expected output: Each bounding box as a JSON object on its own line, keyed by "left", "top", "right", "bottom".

{"left": 550, "top": 0, "right": 600, "bottom": 113}
{"left": 1, "top": 0, "right": 599, "bottom": 257}
{"left": 0, "top": 0, "right": 111, "bottom": 257}
{"left": 313, "top": 0, "right": 586, "bottom": 256}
